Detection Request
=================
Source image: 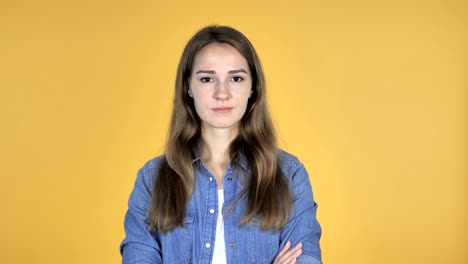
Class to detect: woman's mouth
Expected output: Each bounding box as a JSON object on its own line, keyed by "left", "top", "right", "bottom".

{"left": 213, "top": 107, "right": 233, "bottom": 113}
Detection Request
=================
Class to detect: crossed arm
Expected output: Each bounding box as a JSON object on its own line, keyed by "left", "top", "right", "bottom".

{"left": 120, "top": 163, "right": 322, "bottom": 264}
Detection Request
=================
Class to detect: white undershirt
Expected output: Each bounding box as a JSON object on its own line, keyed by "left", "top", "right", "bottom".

{"left": 212, "top": 189, "right": 227, "bottom": 263}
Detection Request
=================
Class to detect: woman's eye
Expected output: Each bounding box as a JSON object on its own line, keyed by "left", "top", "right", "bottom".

{"left": 200, "top": 77, "right": 213, "bottom": 83}
{"left": 231, "top": 76, "right": 244, "bottom": 82}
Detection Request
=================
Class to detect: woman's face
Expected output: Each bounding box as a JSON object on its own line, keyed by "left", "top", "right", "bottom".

{"left": 189, "top": 43, "right": 253, "bottom": 133}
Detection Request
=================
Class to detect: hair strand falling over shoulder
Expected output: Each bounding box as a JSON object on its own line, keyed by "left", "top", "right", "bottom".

{"left": 149, "top": 25, "right": 291, "bottom": 234}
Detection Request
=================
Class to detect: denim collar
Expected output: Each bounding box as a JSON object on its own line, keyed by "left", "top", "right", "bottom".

{"left": 191, "top": 149, "right": 248, "bottom": 171}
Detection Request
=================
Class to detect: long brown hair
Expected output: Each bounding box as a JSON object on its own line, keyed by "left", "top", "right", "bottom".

{"left": 149, "top": 25, "right": 291, "bottom": 233}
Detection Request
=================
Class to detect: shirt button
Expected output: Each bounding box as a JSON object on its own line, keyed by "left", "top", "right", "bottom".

{"left": 209, "top": 177, "right": 213, "bottom": 182}
{"left": 229, "top": 242, "right": 235, "bottom": 247}
{"left": 209, "top": 209, "right": 215, "bottom": 214}
{"left": 205, "top": 243, "right": 211, "bottom": 248}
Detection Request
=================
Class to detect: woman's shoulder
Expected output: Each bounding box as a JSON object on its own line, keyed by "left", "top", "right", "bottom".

{"left": 277, "top": 149, "right": 308, "bottom": 180}
{"left": 134, "top": 154, "right": 165, "bottom": 189}
{"left": 139, "top": 154, "right": 165, "bottom": 172}
{"left": 278, "top": 149, "right": 303, "bottom": 168}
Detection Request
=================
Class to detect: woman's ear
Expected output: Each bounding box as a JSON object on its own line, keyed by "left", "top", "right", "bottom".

{"left": 249, "top": 90, "right": 253, "bottom": 98}
{"left": 188, "top": 88, "right": 193, "bottom": 97}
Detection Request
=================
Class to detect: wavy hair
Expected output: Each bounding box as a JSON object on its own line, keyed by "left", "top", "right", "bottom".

{"left": 149, "top": 25, "right": 291, "bottom": 233}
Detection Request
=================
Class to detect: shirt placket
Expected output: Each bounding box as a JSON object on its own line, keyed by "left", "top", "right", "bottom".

{"left": 199, "top": 162, "right": 221, "bottom": 264}
{"left": 222, "top": 165, "right": 240, "bottom": 264}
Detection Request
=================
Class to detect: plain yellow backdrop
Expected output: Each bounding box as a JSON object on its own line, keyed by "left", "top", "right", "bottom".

{"left": 1, "top": 0, "right": 466, "bottom": 263}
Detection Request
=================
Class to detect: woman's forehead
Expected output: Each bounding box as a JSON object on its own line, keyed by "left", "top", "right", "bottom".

{"left": 192, "top": 43, "right": 249, "bottom": 72}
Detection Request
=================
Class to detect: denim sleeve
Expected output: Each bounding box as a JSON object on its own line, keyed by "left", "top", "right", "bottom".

{"left": 120, "top": 167, "right": 162, "bottom": 264}
{"left": 281, "top": 163, "right": 322, "bottom": 264}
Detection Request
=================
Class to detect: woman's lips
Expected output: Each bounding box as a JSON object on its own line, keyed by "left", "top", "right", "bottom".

{"left": 213, "top": 107, "right": 233, "bottom": 113}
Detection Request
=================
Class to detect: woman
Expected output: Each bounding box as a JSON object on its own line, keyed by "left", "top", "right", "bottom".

{"left": 120, "top": 25, "right": 322, "bottom": 264}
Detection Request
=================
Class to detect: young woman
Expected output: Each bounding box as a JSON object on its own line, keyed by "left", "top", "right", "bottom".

{"left": 120, "top": 25, "right": 322, "bottom": 264}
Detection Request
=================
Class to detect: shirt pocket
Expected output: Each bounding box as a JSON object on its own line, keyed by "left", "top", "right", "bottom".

{"left": 159, "top": 215, "right": 195, "bottom": 264}
{"left": 249, "top": 218, "right": 281, "bottom": 263}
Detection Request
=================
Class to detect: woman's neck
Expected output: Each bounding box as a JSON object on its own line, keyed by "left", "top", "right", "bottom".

{"left": 200, "top": 126, "right": 238, "bottom": 187}
{"left": 201, "top": 126, "right": 237, "bottom": 163}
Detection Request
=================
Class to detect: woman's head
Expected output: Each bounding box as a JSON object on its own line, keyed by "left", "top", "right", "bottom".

{"left": 152, "top": 25, "right": 290, "bottom": 233}
{"left": 187, "top": 42, "right": 253, "bottom": 133}
{"left": 171, "top": 25, "right": 268, "bottom": 141}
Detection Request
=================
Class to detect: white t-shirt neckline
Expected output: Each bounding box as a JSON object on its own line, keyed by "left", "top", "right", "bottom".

{"left": 212, "top": 189, "right": 227, "bottom": 263}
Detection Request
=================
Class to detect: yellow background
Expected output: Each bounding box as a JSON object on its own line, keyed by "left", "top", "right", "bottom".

{"left": 1, "top": 0, "right": 466, "bottom": 263}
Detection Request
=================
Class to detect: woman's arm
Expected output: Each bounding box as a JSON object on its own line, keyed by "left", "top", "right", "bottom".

{"left": 120, "top": 167, "right": 162, "bottom": 264}
{"left": 274, "top": 241, "right": 303, "bottom": 264}
{"left": 279, "top": 161, "right": 322, "bottom": 264}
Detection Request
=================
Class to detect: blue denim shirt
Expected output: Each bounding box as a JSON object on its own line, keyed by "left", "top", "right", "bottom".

{"left": 120, "top": 150, "right": 322, "bottom": 264}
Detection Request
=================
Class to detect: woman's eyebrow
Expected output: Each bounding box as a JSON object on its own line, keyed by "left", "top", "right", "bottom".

{"left": 195, "top": 69, "right": 248, "bottom": 74}
{"left": 228, "top": 69, "right": 248, "bottom": 74}
{"left": 195, "top": 70, "right": 215, "bottom": 74}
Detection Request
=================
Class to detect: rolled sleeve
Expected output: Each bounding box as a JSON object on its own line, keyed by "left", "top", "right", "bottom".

{"left": 120, "top": 166, "right": 162, "bottom": 264}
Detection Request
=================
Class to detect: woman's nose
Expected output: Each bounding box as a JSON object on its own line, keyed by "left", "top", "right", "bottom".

{"left": 214, "top": 81, "right": 231, "bottom": 100}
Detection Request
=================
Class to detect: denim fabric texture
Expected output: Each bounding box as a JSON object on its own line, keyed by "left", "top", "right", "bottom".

{"left": 120, "top": 150, "right": 322, "bottom": 264}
